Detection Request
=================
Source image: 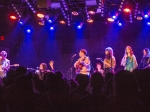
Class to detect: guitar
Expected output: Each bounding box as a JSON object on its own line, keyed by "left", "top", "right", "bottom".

{"left": 0, "top": 64, "right": 19, "bottom": 77}
{"left": 75, "top": 57, "right": 86, "bottom": 74}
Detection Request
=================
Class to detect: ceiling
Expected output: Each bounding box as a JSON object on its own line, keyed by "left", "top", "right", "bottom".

{"left": 0, "top": 0, "right": 150, "bottom": 25}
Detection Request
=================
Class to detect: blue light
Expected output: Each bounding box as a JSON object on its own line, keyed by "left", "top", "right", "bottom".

{"left": 144, "top": 14, "right": 149, "bottom": 19}
{"left": 48, "top": 19, "right": 52, "bottom": 23}
{"left": 26, "top": 29, "right": 31, "bottom": 33}
{"left": 118, "top": 23, "right": 122, "bottom": 26}
{"left": 112, "top": 16, "right": 116, "bottom": 19}
{"left": 19, "top": 21, "right": 23, "bottom": 25}
{"left": 50, "top": 27, "right": 54, "bottom": 30}
{"left": 77, "top": 25, "right": 82, "bottom": 29}
{"left": 147, "top": 22, "right": 150, "bottom": 26}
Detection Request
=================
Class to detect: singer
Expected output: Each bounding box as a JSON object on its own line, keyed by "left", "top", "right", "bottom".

{"left": 103, "top": 47, "right": 116, "bottom": 76}
{"left": 138, "top": 48, "right": 150, "bottom": 69}
{"left": 74, "top": 49, "right": 91, "bottom": 75}
{"left": 121, "top": 46, "right": 138, "bottom": 72}
{"left": 35, "top": 63, "right": 48, "bottom": 80}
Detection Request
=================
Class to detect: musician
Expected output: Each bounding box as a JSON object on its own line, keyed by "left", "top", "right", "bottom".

{"left": 0, "top": 51, "right": 10, "bottom": 78}
{"left": 103, "top": 47, "right": 116, "bottom": 76}
{"left": 138, "top": 48, "right": 150, "bottom": 69}
{"left": 74, "top": 49, "right": 91, "bottom": 76}
{"left": 49, "top": 60, "right": 55, "bottom": 72}
{"left": 121, "top": 46, "right": 138, "bottom": 72}
{"left": 95, "top": 63, "right": 104, "bottom": 77}
{"left": 35, "top": 63, "right": 48, "bottom": 80}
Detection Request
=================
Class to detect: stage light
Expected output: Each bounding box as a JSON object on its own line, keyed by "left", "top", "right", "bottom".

{"left": 50, "top": 27, "right": 54, "bottom": 30}
{"left": 118, "top": 22, "right": 122, "bottom": 26}
{"left": 88, "top": 11, "right": 95, "bottom": 15}
{"left": 59, "top": 20, "right": 66, "bottom": 24}
{"left": 87, "top": 19, "right": 93, "bottom": 23}
{"left": 123, "top": 8, "right": 131, "bottom": 13}
{"left": 72, "top": 7, "right": 79, "bottom": 16}
{"left": 26, "top": 29, "right": 31, "bottom": 33}
{"left": 38, "top": 20, "right": 45, "bottom": 26}
{"left": 112, "top": 16, "right": 117, "bottom": 19}
{"left": 147, "top": 22, "right": 150, "bottom": 26}
{"left": 137, "top": 16, "right": 143, "bottom": 20}
{"left": 10, "top": 15, "right": 17, "bottom": 20}
{"left": 77, "top": 25, "right": 82, "bottom": 29}
{"left": 48, "top": 19, "right": 52, "bottom": 23}
{"left": 107, "top": 18, "right": 114, "bottom": 22}
{"left": 37, "top": 13, "right": 44, "bottom": 19}
{"left": 72, "top": 11, "right": 79, "bottom": 16}
{"left": 19, "top": 21, "right": 23, "bottom": 25}
{"left": 144, "top": 14, "right": 149, "bottom": 19}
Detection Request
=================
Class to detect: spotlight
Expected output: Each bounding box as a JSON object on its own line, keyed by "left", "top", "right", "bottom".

{"left": 37, "top": 13, "right": 45, "bottom": 19}
{"left": 50, "top": 27, "right": 54, "bottom": 30}
{"left": 118, "top": 22, "right": 122, "bottom": 26}
{"left": 26, "top": 29, "right": 31, "bottom": 33}
{"left": 144, "top": 14, "right": 149, "bottom": 19}
{"left": 112, "top": 16, "right": 117, "bottom": 19}
{"left": 38, "top": 20, "right": 45, "bottom": 26}
{"left": 87, "top": 19, "right": 93, "bottom": 23}
{"left": 72, "top": 11, "right": 79, "bottom": 16}
{"left": 77, "top": 25, "right": 82, "bottom": 29}
{"left": 48, "top": 19, "right": 52, "bottom": 23}
{"left": 19, "top": 21, "right": 23, "bottom": 25}
{"left": 123, "top": 8, "right": 131, "bottom": 13}
{"left": 72, "top": 7, "right": 79, "bottom": 16}
{"left": 147, "top": 22, "right": 150, "bottom": 26}
{"left": 137, "top": 16, "right": 143, "bottom": 20}
{"left": 107, "top": 18, "right": 114, "bottom": 22}
{"left": 59, "top": 20, "right": 66, "bottom": 24}
{"left": 10, "top": 15, "right": 17, "bottom": 20}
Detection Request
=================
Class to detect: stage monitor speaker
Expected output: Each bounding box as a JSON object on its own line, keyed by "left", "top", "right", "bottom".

{"left": 36, "top": 0, "right": 51, "bottom": 8}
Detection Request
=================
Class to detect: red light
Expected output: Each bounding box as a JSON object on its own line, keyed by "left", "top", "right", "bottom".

{"left": 37, "top": 13, "right": 45, "bottom": 19}
{"left": 123, "top": 8, "right": 131, "bottom": 13}
{"left": 0, "top": 36, "right": 4, "bottom": 40}
{"left": 10, "top": 15, "right": 17, "bottom": 20}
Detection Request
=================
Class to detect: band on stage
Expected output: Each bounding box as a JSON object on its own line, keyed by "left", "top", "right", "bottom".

{"left": 0, "top": 46, "right": 150, "bottom": 79}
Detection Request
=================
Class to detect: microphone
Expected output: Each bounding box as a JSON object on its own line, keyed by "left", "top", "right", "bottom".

{"left": 96, "top": 58, "right": 103, "bottom": 60}
{"left": 72, "top": 54, "right": 76, "bottom": 57}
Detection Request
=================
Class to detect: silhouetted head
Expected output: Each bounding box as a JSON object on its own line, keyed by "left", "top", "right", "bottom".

{"left": 91, "top": 72, "right": 104, "bottom": 92}
{"left": 114, "top": 70, "right": 138, "bottom": 97}
{"left": 75, "top": 74, "right": 89, "bottom": 88}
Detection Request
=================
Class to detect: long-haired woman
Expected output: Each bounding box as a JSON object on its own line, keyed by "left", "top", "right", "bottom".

{"left": 103, "top": 47, "right": 116, "bottom": 76}
{"left": 121, "top": 46, "right": 138, "bottom": 72}
{"left": 138, "top": 48, "right": 150, "bottom": 69}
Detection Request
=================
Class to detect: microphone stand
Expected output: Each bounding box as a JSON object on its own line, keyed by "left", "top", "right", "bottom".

{"left": 67, "top": 56, "right": 75, "bottom": 79}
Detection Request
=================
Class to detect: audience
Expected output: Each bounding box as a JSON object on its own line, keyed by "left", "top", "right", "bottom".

{"left": 0, "top": 66, "right": 149, "bottom": 112}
